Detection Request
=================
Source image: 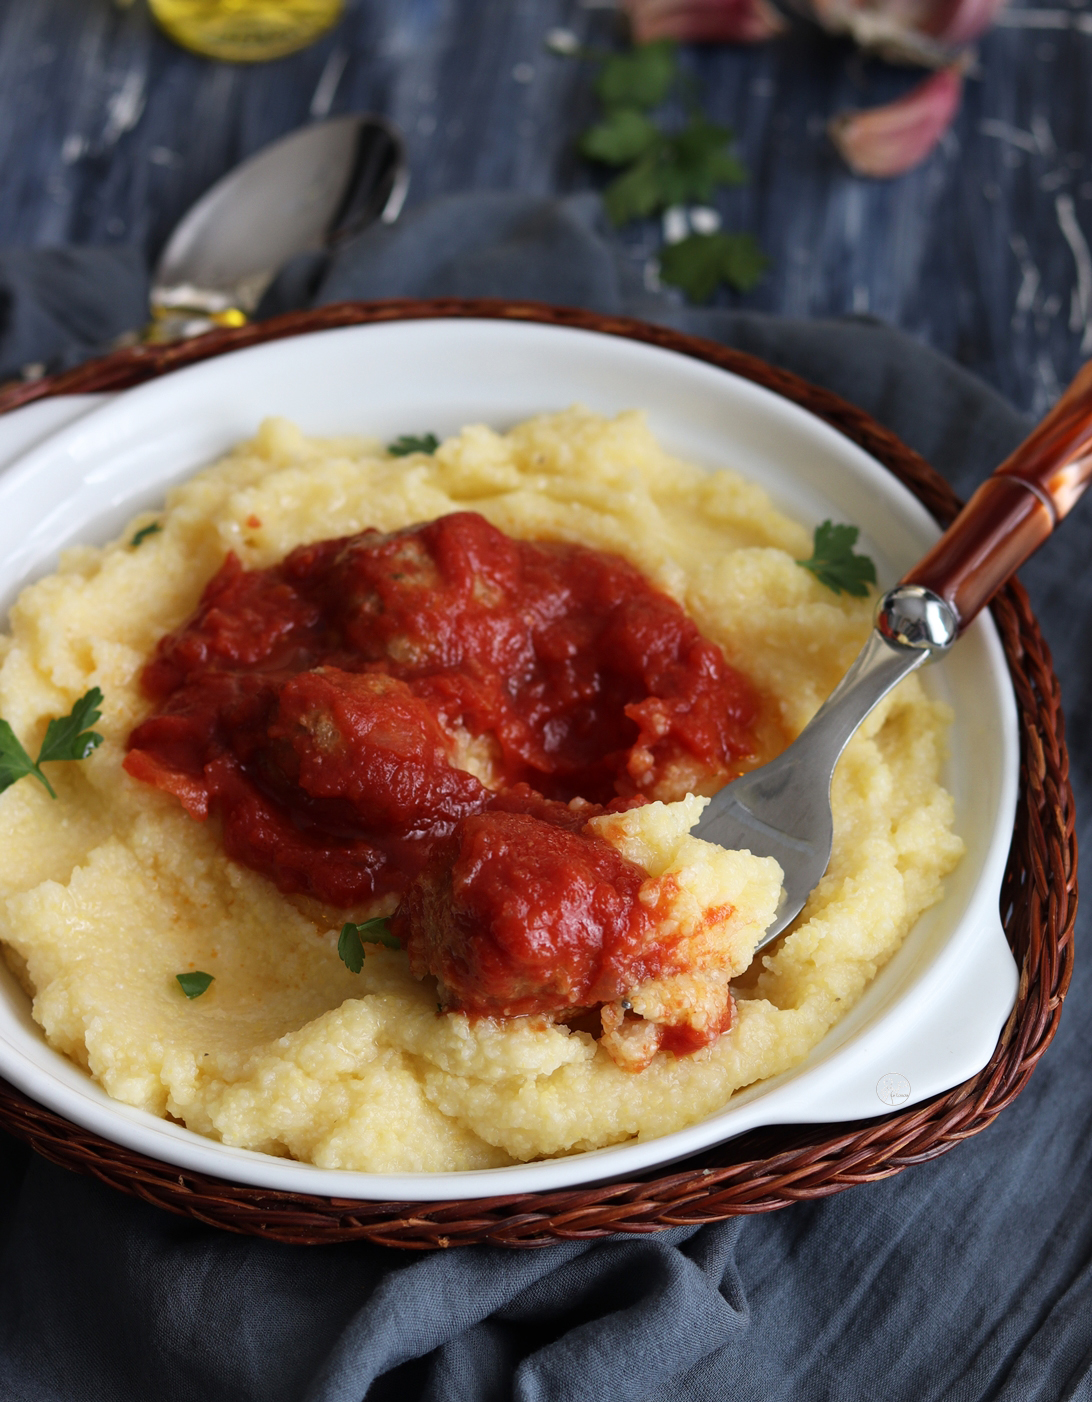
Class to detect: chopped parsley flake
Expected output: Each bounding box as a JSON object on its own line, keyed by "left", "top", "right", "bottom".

{"left": 176, "top": 971, "right": 214, "bottom": 999}
{"left": 388, "top": 434, "right": 440, "bottom": 457}
{"left": 338, "top": 917, "right": 400, "bottom": 973}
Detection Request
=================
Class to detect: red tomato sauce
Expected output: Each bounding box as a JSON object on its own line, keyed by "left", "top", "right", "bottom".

{"left": 395, "top": 784, "right": 735, "bottom": 1043}
{"left": 125, "top": 512, "right": 761, "bottom": 1025}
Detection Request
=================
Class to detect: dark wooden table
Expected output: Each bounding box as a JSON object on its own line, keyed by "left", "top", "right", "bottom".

{"left": 0, "top": 0, "right": 1089, "bottom": 416}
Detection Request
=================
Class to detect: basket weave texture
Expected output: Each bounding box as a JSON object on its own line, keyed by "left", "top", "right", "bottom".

{"left": 0, "top": 300, "right": 1076, "bottom": 1248}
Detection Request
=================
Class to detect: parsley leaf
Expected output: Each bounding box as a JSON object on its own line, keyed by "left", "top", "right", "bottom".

{"left": 596, "top": 41, "right": 676, "bottom": 111}
{"left": 388, "top": 433, "right": 439, "bottom": 457}
{"left": 579, "top": 108, "right": 660, "bottom": 166}
{"left": 37, "top": 688, "right": 104, "bottom": 766}
{"left": 338, "top": 924, "right": 366, "bottom": 974}
{"left": 0, "top": 688, "right": 104, "bottom": 800}
{"left": 602, "top": 153, "right": 668, "bottom": 225}
{"left": 602, "top": 119, "right": 748, "bottom": 226}
{"left": 663, "top": 118, "right": 749, "bottom": 200}
{"left": 338, "top": 917, "right": 400, "bottom": 973}
{"left": 796, "top": 521, "right": 878, "bottom": 597}
{"left": 176, "top": 971, "right": 214, "bottom": 999}
{"left": 659, "top": 232, "right": 769, "bottom": 301}
{"left": 0, "top": 722, "right": 42, "bottom": 796}
{"left": 130, "top": 523, "right": 162, "bottom": 547}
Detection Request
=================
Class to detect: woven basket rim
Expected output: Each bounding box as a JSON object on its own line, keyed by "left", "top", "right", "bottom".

{"left": 0, "top": 298, "right": 1076, "bottom": 1248}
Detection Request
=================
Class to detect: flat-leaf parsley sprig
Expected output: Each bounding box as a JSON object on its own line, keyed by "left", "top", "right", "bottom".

{"left": 796, "top": 521, "right": 877, "bottom": 597}
{"left": 0, "top": 688, "right": 105, "bottom": 799}
{"left": 338, "top": 917, "right": 401, "bottom": 973}
{"left": 570, "top": 39, "right": 767, "bottom": 300}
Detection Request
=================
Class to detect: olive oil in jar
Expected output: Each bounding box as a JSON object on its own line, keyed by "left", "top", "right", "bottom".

{"left": 148, "top": 0, "right": 344, "bottom": 62}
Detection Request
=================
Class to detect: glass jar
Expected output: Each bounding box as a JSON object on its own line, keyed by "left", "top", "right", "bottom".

{"left": 148, "top": 0, "right": 344, "bottom": 62}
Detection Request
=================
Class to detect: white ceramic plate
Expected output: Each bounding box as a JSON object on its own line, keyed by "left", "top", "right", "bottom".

{"left": 0, "top": 319, "right": 1019, "bottom": 1200}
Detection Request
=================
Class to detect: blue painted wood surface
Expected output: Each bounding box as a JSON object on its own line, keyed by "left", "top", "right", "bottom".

{"left": 0, "top": 0, "right": 1089, "bottom": 416}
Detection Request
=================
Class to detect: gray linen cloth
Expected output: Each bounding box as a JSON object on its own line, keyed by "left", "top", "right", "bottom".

{"left": 1, "top": 194, "right": 1089, "bottom": 1402}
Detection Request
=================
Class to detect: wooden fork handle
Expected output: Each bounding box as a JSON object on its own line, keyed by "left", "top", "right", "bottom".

{"left": 903, "top": 358, "right": 1092, "bottom": 631}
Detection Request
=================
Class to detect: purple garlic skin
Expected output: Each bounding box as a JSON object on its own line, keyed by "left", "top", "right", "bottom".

{"left": 623, "top": 0, "right": 786, "bottom": 44}
{"left": 809, "top": 0, "right": 1004, "bottom": 64}
{"left": 624, "top": 0, "right": 1003, "bottom": 63}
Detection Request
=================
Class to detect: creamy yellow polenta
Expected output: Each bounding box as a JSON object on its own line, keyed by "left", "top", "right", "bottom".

{"left": 0, "top": 409, "right": 963, "bottom": 1172}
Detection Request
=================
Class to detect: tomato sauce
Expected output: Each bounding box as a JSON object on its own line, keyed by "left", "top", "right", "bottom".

{"left": 125, "top": 512, "right": 761, "bottom": 1026}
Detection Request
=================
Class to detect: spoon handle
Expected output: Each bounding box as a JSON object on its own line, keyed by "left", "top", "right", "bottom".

{"left": 902, "top": 358, "right": 1092, "bottom": 632}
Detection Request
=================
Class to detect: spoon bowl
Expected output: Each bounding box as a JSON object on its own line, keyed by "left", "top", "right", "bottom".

{"left": 150, "top": 114, "right": 407, "bottom": 336}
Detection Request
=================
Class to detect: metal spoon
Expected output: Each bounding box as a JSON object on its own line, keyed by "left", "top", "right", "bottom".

{"left": 696, "top": 358, "right": 1092, "bottom": 949}
{"left": 147, "top": 113, "right": 407, "bottom": 341}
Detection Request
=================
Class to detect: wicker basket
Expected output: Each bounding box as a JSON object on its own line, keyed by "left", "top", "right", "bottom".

{"left": 0, "top": 300, "right": 1076, "bottom": 1248}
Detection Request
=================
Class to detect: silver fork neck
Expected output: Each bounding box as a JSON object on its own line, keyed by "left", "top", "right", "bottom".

{"left": 793, "top": 583, "right": 958, "bottom": 780}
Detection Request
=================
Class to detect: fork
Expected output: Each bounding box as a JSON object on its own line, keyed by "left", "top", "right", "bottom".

{"left": 695, "top": 358, "right": 1092, "bottom": 949}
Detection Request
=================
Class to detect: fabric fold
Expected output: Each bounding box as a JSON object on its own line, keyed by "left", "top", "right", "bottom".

{"left": 0, "top": 246, "right": 148, "bottom": 384}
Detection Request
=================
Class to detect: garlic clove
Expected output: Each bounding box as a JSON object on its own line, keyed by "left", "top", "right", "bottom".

{"left": 828, "top": 64, "right": 963, "bottom": 178}
{"left": 927, "top": 0, "right": 1007, "bottom": 45}
{"left": 622, "top": 0, "right": 786, "bottom": 44}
